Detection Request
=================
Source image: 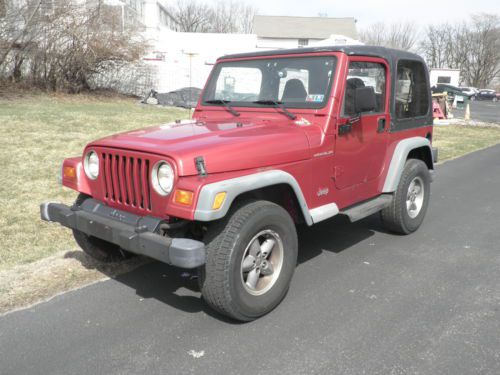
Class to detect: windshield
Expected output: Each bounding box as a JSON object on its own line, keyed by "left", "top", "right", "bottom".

{"left": 202, "top": 55, "right": 337, "bottom": 109}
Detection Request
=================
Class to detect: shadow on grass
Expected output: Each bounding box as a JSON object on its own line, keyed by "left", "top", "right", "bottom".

{"left": 65, "top": 213, "right": 385, "bottom": 323}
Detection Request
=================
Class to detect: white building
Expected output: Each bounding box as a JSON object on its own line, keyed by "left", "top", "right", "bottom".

{"left": 253, "top": 15, "right": 359, "bottom": 49}
{"left": 429, "top": 68, "right": 461, "bottom": 87}
{"left": 141, "top": 31, "right": 260, "bottom": 93}
{"left": 6, "top": 0, "right": 360, "bottom": 94}
{"left": 139, "top": 13, "right": 361, "bottom": 94}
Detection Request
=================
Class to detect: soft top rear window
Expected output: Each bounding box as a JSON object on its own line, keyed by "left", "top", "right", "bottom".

{"left": 202, "top": 56, "right": 337, "bottom": 109}
{"left": 395, "top": 59, "right": 430, "bottom": 119}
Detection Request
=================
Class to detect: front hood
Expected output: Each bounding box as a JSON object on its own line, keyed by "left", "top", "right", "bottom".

{"left": 88, "top": 118, "right": 312, "bottom": 176}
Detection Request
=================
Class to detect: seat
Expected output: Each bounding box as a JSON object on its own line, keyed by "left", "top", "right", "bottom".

{"left": 344, "top": 77, "right": 365, "bottom": 115}
{"left": 281, "top": 79, "right": 307, "bottom": 102}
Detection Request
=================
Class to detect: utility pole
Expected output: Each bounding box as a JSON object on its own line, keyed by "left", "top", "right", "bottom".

{"left": 182, "top": 50, "right": 199, "bottom": 110}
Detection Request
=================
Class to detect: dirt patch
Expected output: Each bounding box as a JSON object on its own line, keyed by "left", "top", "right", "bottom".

{"left": 0, "top": 250, "right": 149, "bottom": 315}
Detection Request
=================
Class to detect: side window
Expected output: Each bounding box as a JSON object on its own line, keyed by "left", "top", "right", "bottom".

{"left": 214, "top": 67, "right": 262, "bottom": 102}
{"left": 396, "top": 60, "right": 429, "bottom": 119}
{"left": 343, "top": 61, "right": 386, "bottom": 116}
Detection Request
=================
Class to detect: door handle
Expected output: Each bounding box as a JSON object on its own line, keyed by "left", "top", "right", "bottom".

{"left": 377, "top": 118, "right": 386, "bottom": 133}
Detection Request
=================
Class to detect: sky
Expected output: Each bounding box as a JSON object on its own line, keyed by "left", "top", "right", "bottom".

{"left": 245, "top": 0, "right": 499, "bottom": 29}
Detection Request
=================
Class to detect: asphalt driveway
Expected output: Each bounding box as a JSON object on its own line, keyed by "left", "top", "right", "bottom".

{"left": 453, "top": 100, "right": 500, "bottom": 123}
{"left": 1, "top": 145, "right": 499, "bottom": 375}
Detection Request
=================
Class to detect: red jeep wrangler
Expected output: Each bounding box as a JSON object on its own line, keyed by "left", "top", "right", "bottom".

{"left": 41, "top": 46, "right": 437, "bottom": 321}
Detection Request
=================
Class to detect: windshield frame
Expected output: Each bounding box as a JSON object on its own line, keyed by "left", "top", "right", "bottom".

{"left": 201, "top": 53, "right": 338, "bottom": 111}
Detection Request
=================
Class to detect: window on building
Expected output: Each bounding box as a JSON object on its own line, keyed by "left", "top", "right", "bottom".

{"left": 395, "top": 60, "right": 429, "bottom": 119}
{"left": 126, "top": 0, "right": 143, "bottom": 16}
{"left": 298, "top": 39, "right": 309, "bottom": 48}
{"left": 0, "top": 0, "right": 6, "bottom": 18}
{"left": 343, "top": 61, "right": 386, "bottom": 116}
{"left": 437, "top": 76, "right": 451, "bottom": 84}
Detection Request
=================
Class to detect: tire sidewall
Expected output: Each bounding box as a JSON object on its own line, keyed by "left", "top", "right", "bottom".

{"left": 227, "top": 204, "right": 298, "bottom": 319}
{"left": 399, "top": 160, "right": 431, "bottom": 233}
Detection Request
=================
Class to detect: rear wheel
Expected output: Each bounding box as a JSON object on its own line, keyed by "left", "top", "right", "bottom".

{"left": 199, "top": 200, "right": 298, "bottom": 321}
{"left": 72, "top": 194, "right": 134, "bottom": 263}
{"left": 381, "top": 159, "right": 431, "bottom": 234}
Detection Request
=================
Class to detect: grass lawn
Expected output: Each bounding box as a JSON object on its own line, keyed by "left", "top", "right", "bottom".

{"left": 433, "top": 125, "right": 500, "bottom": 161}
{"left": 0, "top": 94, "right": 187, "bottom": 270}
{"left": 1, "top": 94, "right": 500, "bottom": 271}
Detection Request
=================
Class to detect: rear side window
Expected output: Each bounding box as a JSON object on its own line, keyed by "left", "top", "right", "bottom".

{"left": 343, "top": 61, "right": 386, "bottom": 116}
{"left": 395, "top": 60, "right": 429, "bottom": 119}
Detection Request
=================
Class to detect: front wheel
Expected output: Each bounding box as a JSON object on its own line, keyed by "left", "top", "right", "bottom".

{"left": 199, "top": 200, "right": 298, "bottom": 322}
{"left": 381, "top": 159, "right": 431, "bottom": 234}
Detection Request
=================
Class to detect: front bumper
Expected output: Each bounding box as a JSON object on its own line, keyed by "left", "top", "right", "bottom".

{"left": 40, "top": 199, "right": 205, "bottom": 269}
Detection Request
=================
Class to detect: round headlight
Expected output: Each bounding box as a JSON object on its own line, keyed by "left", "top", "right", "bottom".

{"left": 152, "top": 161, "right": 174, "bottom": 196}
{"left": 84, "top": 151, "right": 99, "bottom": 180}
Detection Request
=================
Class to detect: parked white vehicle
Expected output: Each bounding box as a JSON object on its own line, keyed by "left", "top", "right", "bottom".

{"left": 460, "top": 87, "right": 478, "bottom": 100}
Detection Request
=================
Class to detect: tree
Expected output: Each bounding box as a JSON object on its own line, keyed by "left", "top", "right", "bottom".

{"left": 359, "top": 22, "right": 419, "bottom": 51}
{"left": 0, "top": 0, "right": 147, "bottom": 92}
{"left": 420, "top": 13, "right": 500, "bottom": 87}
{"left": 166, "top": 0, "right": 257, "bottom": 33}
{"left": 167, "top": 0, "right": 212, "bottom": 32}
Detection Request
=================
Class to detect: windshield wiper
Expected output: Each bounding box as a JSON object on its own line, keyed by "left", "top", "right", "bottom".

{"left": 205, "top": 99, "right": 240, "bottom": 117}
{"left": 253, "top": 100, "right": 297, "bottom": 120}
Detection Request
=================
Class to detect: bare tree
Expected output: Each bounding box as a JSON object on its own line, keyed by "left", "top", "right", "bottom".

{"left": 1, "top": 0, "right": 147, "bottom": 92}
{"left": 420, "top": 13, "right": 500, "bottom": 87}
{"left": 464, "top": 14, "right": 500, "bottom": 87}
{"left": 166, "top": 0, "right": 256, "bottom": 33}
{"left": 167, "top": 0, "right": 212, "bottom": 32}
{"left": 0, "top": 0, "right": 42, "bottom": 67}
{"left": 238, "top": 3, "right": 255, "bottom": 33}
{"left": 360, "top": 22, "right": 419, "bottom": 51}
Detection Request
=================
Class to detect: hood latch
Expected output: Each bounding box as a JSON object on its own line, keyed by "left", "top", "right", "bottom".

{"left": 195, "top": 156, "right": 207, "bottom": 177}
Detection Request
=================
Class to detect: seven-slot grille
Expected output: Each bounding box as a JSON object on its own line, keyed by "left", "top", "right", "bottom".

{"left": 101, "top": 151, "right": 152, "bottom": 212}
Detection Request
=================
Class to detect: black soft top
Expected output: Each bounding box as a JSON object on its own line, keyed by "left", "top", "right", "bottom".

{"left": 219, "top": 45, "right": 432, "bottom": 132}
{"left": 219, "top": 45, "right": 425, "bottom": 64}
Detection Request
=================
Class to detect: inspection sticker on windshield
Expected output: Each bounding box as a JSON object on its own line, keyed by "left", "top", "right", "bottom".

{"left": 306, "top": 94, "right": 324, "bottom": 103}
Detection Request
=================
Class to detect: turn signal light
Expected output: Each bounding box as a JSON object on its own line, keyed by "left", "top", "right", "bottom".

{"left": 63, "top": 166, "right": 76, "bottom": 180}
{"left": 212, "top": 192, "right": 226, "bottom": 210}
{"left": 174, "top": 189, "right": 194, "bottom": 206}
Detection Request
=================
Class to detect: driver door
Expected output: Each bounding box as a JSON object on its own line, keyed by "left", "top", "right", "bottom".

{"left": 334, "top": 57, "right": 390, "bottom": 191}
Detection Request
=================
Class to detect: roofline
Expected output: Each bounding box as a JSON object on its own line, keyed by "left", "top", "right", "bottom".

{"left": 253, "top": 15, "right": 356, "bottom": 20}
{"left": 429, "top": 68, "right": 461, "bottom": 72}
{"left": 218, "top": 45, "right": 425, "bottom": 63}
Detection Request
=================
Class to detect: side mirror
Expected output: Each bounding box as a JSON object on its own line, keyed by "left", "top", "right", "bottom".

{"left": 354, "top": 86, "right": 376, "bottom": 114}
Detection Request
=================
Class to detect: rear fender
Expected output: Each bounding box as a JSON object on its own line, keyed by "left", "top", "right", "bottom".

{"left": 383, "top": 137, "right": 434, "bottom": 193}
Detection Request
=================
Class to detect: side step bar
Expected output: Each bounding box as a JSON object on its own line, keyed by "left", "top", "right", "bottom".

{"left": 340, "top": 194, "right": 393, "bottom": 222}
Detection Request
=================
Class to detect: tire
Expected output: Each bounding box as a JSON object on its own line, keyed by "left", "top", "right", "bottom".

{"left": 199, "top": 200, "right": 298, "bottom": 322}
{"left": 72, "top": 194, "right": 134, "bottom": 263}
{"left": 381, "top": 159, "right": 431, "bottom": 235}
